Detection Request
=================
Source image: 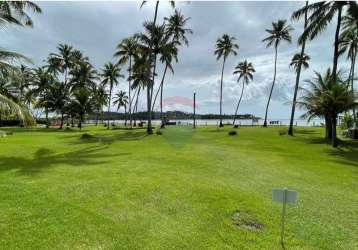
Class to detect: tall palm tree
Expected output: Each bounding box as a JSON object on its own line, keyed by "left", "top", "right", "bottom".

{"left": 262, "top": 19, "right": 292, "bottom": 127}
{"left": 138, "top": 21, "right": 169, "bottom": 134}
{"left": 140, "top": 1, "right": 175, "bottom": 25}
{"left": 0, "top": 1, "right": 41, "bottom": 28}
{"left": 101, "top": 62, "right": 123, "bottom": 129}
{"left": 232, "top": 60, "right": 255, "bottom": 126}
{"left": 113, "top": 90, "right": 128, "bottom": 120}
{"left": 292, "top": 1, "right": 358, "bottom": 80}
{"left": 70, "top": 61, "right": 98, "bottom": 91}
{"left": 47, "top": 81, "right": 70, "bottom": 129}
{"left": 153, "top": 9, "right": 192, "bottom": 124}
{"left": 288, "top": 1, "right": 309, "bottom": 136}
{"left": 114, "top": 36, "right": 139, "bottom": 128}
{"left": 214, "top": 34, "right": 239, "bottom": 127}
{"left": 298, "top": 69, "right": 357, "bottom": 147}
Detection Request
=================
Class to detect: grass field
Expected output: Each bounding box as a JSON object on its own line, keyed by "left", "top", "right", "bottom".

{"left": 0, "top": 125, "right": 357, "bottom": 249}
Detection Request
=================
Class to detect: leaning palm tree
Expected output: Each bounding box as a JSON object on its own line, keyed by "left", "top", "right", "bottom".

{"left": 288, "top": 1, "right": 309, "bottom": 136}
{"left": 292, "top": 1, "right": 358, "bottom": 79}
{"left": 214, "top": 34, "right": 239, "bottom": 127}
{"left": 232, "top": 60, "right": 255, "bottom": 126}
{"left": 114, "top": 36, "right": 139, "bottom": 127}
{"left": 140, "top": 1, "right": 175, "bottom": 25}
{"left": 262, "top": 19, "right": 292, "bottom": 127}
{"left": 101, "top": 62, "right": 124, "bottom": 129}
{"left": 113, "top": 90, "right": 129, "bottom": 124}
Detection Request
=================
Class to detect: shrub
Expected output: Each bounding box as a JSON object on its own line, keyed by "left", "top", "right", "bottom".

{"left": 80, "top": 133, "right": 94, "bottom": 139}
{"left": 233, "top": 125, "right": 239, "bottom": 128}
{"left": 228, "top": 131, "right": 237, "bottom": 136}
{"left": 156, "top": 130, "right": 163, "bottom": 135}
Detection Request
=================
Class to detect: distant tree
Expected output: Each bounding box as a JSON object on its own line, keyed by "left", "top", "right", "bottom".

{"left": 92, "top": 84, "right": 108, "bottom": 125}
{"left": 71, "top": 88, "right": 94, "bottom": 130}
{"left": 214, "top": 34, "right": 239, "bottom": 127}
{"left": 262, "top": 19, "right": 292, "bottom": 127}
{"left": 113, "top": 90, "right": 128, "bottom": 124}
{"left": 232, "top": 60, "right": 255, "bottom": 126}
{"left": 101, "top": 62, "right": 123, "bottom": 129}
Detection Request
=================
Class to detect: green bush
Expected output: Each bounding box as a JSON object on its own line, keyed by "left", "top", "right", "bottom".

{"left": 228, "top": 131, "right": 237, "bottom": 136}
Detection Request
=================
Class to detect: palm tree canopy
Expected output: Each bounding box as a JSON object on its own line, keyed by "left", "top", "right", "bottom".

{"left": 70, "top": 61, "right": 98, "bottom": 91}
{"left": 114, "top": 36, "right": 139, "bottom": 65}
{"left": 262, "top": 19, "right": 293, "bottom": 48}
{"left": 113, "top": 90, "right": 128, "bottom": 111}
{"left": 292, "top": 1, "right": 357, "bottom": 44}
{"left": 214, "top": 34, "right": 239, "bottom": 60}
{"left": 233, "top": 60, "right": 255, "bottom": 84}
{"left": 290, "top": 53, "right": 310, "bottom": 72}
{"left": 164, "top": 9, "right": 193, "bottom": 46}
{"left": 298, "top": 69, "right": 357, "bottom": 121}
{"left": 0, "top": 1, "right": 41, "bottom": 28}
{"left": 101, "top": 62, "right": 124, "bottom": 87}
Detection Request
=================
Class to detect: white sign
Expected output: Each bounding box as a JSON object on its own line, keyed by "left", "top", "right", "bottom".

{"left": 272, "top": 188, "right": 298, "bottom": 204}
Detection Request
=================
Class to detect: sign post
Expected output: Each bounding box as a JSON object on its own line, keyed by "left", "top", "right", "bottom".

{"left": 272, "top": 188, "right": 297, "bottom": 246}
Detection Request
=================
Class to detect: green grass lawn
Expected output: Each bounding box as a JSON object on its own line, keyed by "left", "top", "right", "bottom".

{"left": 0, "top": 125, "right": 357, "bottom": 249}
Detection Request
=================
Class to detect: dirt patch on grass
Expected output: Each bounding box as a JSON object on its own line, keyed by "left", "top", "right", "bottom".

{"left": 231, "top": 210, "right": 263, "bottom": 231}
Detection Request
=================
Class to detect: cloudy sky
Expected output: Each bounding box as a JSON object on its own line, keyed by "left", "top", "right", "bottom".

{"left": 4, "top": 1, "right": 345, "bottom": 120}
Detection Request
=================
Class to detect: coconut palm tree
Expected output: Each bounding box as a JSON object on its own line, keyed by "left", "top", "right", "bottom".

{"left": 152, "top": 9, "right": 192, "bottom": 125}
{"left": 101, "top": 62, "right": 124, "bottom": 129}
{"left": 140, "top": 1, "right": 175, "bottom": 25}
{"left": 47, "top": 81, "right": 70, "bottom": 129}
{"left": 114, "top": 36, "right": 139, "bottom": 127}
{"left": 70, "top": 61, "right": 98, "bottom": 91}
{"left": 71, "top": 88, "right": 94, "bottom": 130}
{"left": 292, "top": 1, "right": 358, "bottom": 79}
{"left": 49, "top": 44, "right": 74, "bottom": 84}
{"left": 288, "top": 1, "right": 309, "bottom": 136}
{"left": 138, "top": 21, "right": 169, "bottom": 134}
{"left": 214, "top": 34, "right": 239, "bottom": 127}
{"left": 113, "top": 90, "right": 128, "bottom": 121}
{"left": 262, "top": 19, "right": 292, "bottom": 127}
{"left": 0, "top": 1, "right": 41, "bottom": 28}
{"left": 290, "top": 53, "right": 310, "bottom": 73}
{"left": 92, "top": 84, "right": 108, "bottom": 125}
{"left": 232, "top": 60, "right": 255, "bottom": 126}
{"left": 298, "top": 69, "right": 357, "bottom": 147}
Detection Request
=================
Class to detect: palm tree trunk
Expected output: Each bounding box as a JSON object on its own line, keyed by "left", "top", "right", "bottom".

{"left": 264, "top": 46, "right": 278, "bottom": 127}
{"left": 133, "top": 88, "right": 140, "bottom": 126}
{"left": 332, "top": 115, "right": 338, "bottom": 147}
{"left": 153, "top": 1, "right": 159, "bottom": 25}
{"left": 219, "top": 57, "right": 226, "bottom": 127}
{"left": 233, "top": 80, "right": 245, "bottom": 126}
{"left": 352, "top": 53, "right": 356, "bottom": 120}
{"left": 79, "top": 112, "right": 83, "bottom": 130}
{"left": 107, "top": 84, "right": 112, "bottom": 130}
{"left": 124, "top": 105, "right": 127, "bottom": 126}
{"left": 332, "top": 5, "right": 343, "bottom": 79}
{"left": 325, "top": 115, "right": 332, "bottom": 140}
{"left": 60, "top": 112, "right": 64, "bottom": 129}
{"left": 147, "top": 55, "right": 157, "bottom": 134}
{"left": 128, "top": 56, "right": 132, "bottom": 128}
{"left": 152, "top": 64, "right": 168, "bottom": 117}
{"left": 288, "top": 1, "right": 308, "bottom": 136}
{"left": 45, "top": 107, "right": 49, "bottom": 128}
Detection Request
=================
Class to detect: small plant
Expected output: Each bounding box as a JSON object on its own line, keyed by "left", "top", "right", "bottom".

{"left": 233, "top": 125, "right": 239, "bottom": 128}
{"left": 228, "top": 130, "right": 237, "bottom": 136}
{"left": 278, "top": 130, "right": 286, "bottom": 136}
{"left": 156, "top": 130, "right": 163, "bottom": 135}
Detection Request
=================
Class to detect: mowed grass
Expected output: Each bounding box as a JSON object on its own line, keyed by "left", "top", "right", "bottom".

{"left": 0, "top": 125, "right": 357, "bottom": 249}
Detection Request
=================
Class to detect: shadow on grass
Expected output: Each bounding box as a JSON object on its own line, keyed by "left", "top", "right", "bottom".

{"left": 67, "top": 130, "right": 148, "bottom": 146}
{"left": 0, "top": 145, "right": 129, "bottom": 175}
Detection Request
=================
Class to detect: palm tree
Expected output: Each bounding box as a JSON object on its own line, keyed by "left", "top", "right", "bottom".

{"left": 288, "top": 53, "right": 310, "bottom": 135}
{"left": 71, "top": 88, "right": 93, "bottom": 130}
{"left": 298, "top": 69, "right": 357, "bottom": 147}
{"left": 49, "top": 44, "right": 74, "bottom": 84}
{"left": 70, "top": 61, "right": 98, "bottom": 91}
{"left": 288, "top": 1, "right": 309, "bottom": 136}
{"left": 140, "top": 1, "right": 175, "bottom": 25}
{"left": 92, "top": 84, "right": 108, "bottom": 125}
{"left": 138, "top": 21, "right": 169, "bottom": 134}
{"left": 31, "top": 67, "right": 55, "bottom": 128}
{"left": 153, "top": 9, "right": 192, "bottom": 125}
{"left": 0, "top": 1, "right": 41, "bottom": 28}
{"left": 47, "top": 81, "right": 70, "bottom": 129}
{"left": 114, "top": 36, "right": 139, "bottom": 128}
{"left": 113, "top": 91, "right": 128, "bottom": 121}
{"left": 101, "top": 62, "right": 123, "bottom": 129}
{"left": 232, "top": 60, "right": 255, "bottom": 126}
{"left": 292, "top": 1, "right": 358, "bottom": 80}
{"left": 262, "top": 19, "right": 292, "bottom": 127}
{"left": 214, "top": 34, "right": 239, "bottom": 127}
